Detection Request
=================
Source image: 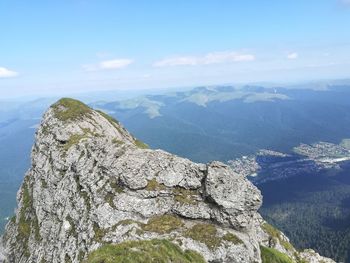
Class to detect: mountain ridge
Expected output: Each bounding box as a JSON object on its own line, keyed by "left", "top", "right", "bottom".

{"left": 1, "top": 98, "right": 334, "bottom": 262}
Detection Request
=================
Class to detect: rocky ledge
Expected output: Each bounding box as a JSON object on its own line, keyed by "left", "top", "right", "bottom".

{"left": 1, "top": 98, "right": 335, "bottom": 263}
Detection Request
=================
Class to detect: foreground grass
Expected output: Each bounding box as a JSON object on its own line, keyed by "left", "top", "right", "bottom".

{"left": 85, "top": 239, "right": 206, "bottom": 263}
{"left": 260, "top": 246, "right": 293, "bottom": 263}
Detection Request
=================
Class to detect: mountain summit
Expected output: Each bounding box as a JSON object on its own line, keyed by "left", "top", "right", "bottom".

{"left": 1, "top": 98, "right": 334, "bottom": 262}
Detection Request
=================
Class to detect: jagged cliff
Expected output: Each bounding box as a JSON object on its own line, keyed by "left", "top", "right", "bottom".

{"left": 1, "top": 98, "right": 335, "bottom": 263}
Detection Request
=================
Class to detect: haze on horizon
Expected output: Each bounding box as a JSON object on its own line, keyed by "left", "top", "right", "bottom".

{"left": 1, "top": 0, "right": 350, "bottom": 98}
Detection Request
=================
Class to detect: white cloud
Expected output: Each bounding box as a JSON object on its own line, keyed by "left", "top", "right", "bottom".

{"left": 287, "top": 52, "right": 298, "bottom": 60}
{"left": 0, "top": 67, "right": 18, "bottom": 78}
{"left": 153, "top": 51, "right": 255, "bottom": 67}
{"left": 100, "top": 59, "right": 133, "bottom": 69}
{"left": 83, "top": 59, "right": 133, "bottom": 71}
{"left": 203, "top": 52, "right": 255, "bottom": 64}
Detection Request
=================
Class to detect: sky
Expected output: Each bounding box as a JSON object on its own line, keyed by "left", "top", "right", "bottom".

{"left": 0, "top": 0, "right": 350, "bottom": 98}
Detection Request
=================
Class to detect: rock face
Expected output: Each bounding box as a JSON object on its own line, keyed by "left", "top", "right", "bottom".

{"left": 1, "top": 98, "right": 335, "bottom": 263}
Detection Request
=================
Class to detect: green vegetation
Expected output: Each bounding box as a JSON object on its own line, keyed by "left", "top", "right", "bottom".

{"left": 16, "top": 180, "right": 41, "bottom": 256}
{"left": 74, "top": 173, "right": 92, "bottom": 211}
{"left": 63, "top": 133, "right": 89, "bottom": 151}
{"left": 85, "top": 239, "right": 206, "bottom": 263}
{"left": 33, "top": 214, "right": 41, "bottom": 241}
{"left": 116, "top": 219, "right": 141, "bottom": 227}
{"left": 105, "top": 192, "right": 116, "bottom": 208}
{"left": 41, "top": 124, "right": 50, "bottom": 135}
{"left": 18, "top": 183, "right": 32, "bottom": 240}
{"left": 88, "top": 108, "right": 150, "bottom": 150}
{"left": 262, "top": 223, "right": 294, "bottom": 251}
{"left": 96, "top": 110, "right": 120, "bottom": 126}
{"left": 62, "top": 128, "right": 103, "bottom": 152}
{"left": 145, "top": 178, "right": 166, "bottom": 191}
{"left": 10, "top": 215, "right": 16, "bottom": 223}
{"left": 41, "top": 179, "right": 48, "bottom": 188}
{"left": 52, "top": 98, "right": 92, "bottom": 121}
{"left": 260, "top": 246, "right": 293, "bottom": 263}
{"left": 185, "top": 223, "right": 221, "bottom": 249}
{"left": 111, "top": 138, "right": 124, "bottom": 145}
{"left": 93, "top": 223, "right": 107, "bottom": 242}
{"left": 134, "top": 139, "right": 149, "bottom": 149}
{"left": 222, "top": 233, "right": 243, "bottom": 245}
{"left": 78, "top": 251, "right": 86, "bottom": 262}
{"left": 110, "top": 180, "right": 124, "bottom": 194}
{"left": 66, "top": 215, "right": 77, "bottom": 237}
{"left": 142, "top": 215, "right": 184, "bottom": 234}
{"left": 65, "top": 254, "right": 72, "bottom": 263}
{"left": 173, "top": 187, "right": 199, "bottom": 205}
{"left": 96, "top": 109, "right": 125, "bottom": 135}
{"left": 260, "top": 167, "right": 350, "bottom": 262}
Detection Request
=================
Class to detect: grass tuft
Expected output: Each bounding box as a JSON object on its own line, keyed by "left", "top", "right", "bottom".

{"left": 262, "top": 223, "right": 294, "bottom": 251}
{"left": 145, "top": 178, "right": 166, "bottom": 191}
{"left": 85, "top": 239, "right": 206, "bottom": 263}
{"left": 52, "top": 98, "right": 92, "bottom": 121}
{"left": 185, "top": 223, "right": 221, "bottom": 249}
{"left": 173, "top": 187, "right": 199, "bottom": 205}
{"left": 134, "top": 139, "right": 149, "bottom": 149}
{"left": 142, "top": 215, "right": 184, "bottom": 234}
{"left": 260, "top": 246, "right": 293, "bottom": 263}
{"left": 222, "top": 232, "right": 244, "bottom": 245}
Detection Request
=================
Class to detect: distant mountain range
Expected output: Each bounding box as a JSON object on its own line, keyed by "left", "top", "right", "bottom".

{"left": 93, "top": 84, "right": 350, "bottom": 162}
{"left": 1, "top": 82, "right": 350, "bottom": 261}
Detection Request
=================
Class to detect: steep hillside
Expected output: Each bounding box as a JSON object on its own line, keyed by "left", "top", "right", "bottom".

{"left": 1, "top": 98, "right": 333, "bottom": 263}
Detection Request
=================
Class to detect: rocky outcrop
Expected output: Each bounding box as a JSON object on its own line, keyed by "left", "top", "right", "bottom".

{"left": 299, "top": 250, "right": 336, "bottom": 263}
{"left": 1, "top": 98, "right": 335, "bottom": 263}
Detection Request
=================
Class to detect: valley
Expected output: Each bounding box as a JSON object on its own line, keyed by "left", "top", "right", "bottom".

{"left": 1, "top": 84, "right": 350, "bottom": 261}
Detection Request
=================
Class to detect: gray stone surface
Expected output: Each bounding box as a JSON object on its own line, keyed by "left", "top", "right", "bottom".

{"left": 1, "top": 99, "right": 335, "bottom": 263}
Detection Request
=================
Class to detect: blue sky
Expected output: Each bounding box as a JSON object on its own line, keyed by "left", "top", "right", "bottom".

{"left": 1, "top": 0, "right": 350, "bottom": 98}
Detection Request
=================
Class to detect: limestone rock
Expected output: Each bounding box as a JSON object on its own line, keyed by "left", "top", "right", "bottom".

{"left": 299, "top": 249, "right": 336, "bottom": 263}
{"left": 1, "top": 98, "right": 335, "bottom": 263}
